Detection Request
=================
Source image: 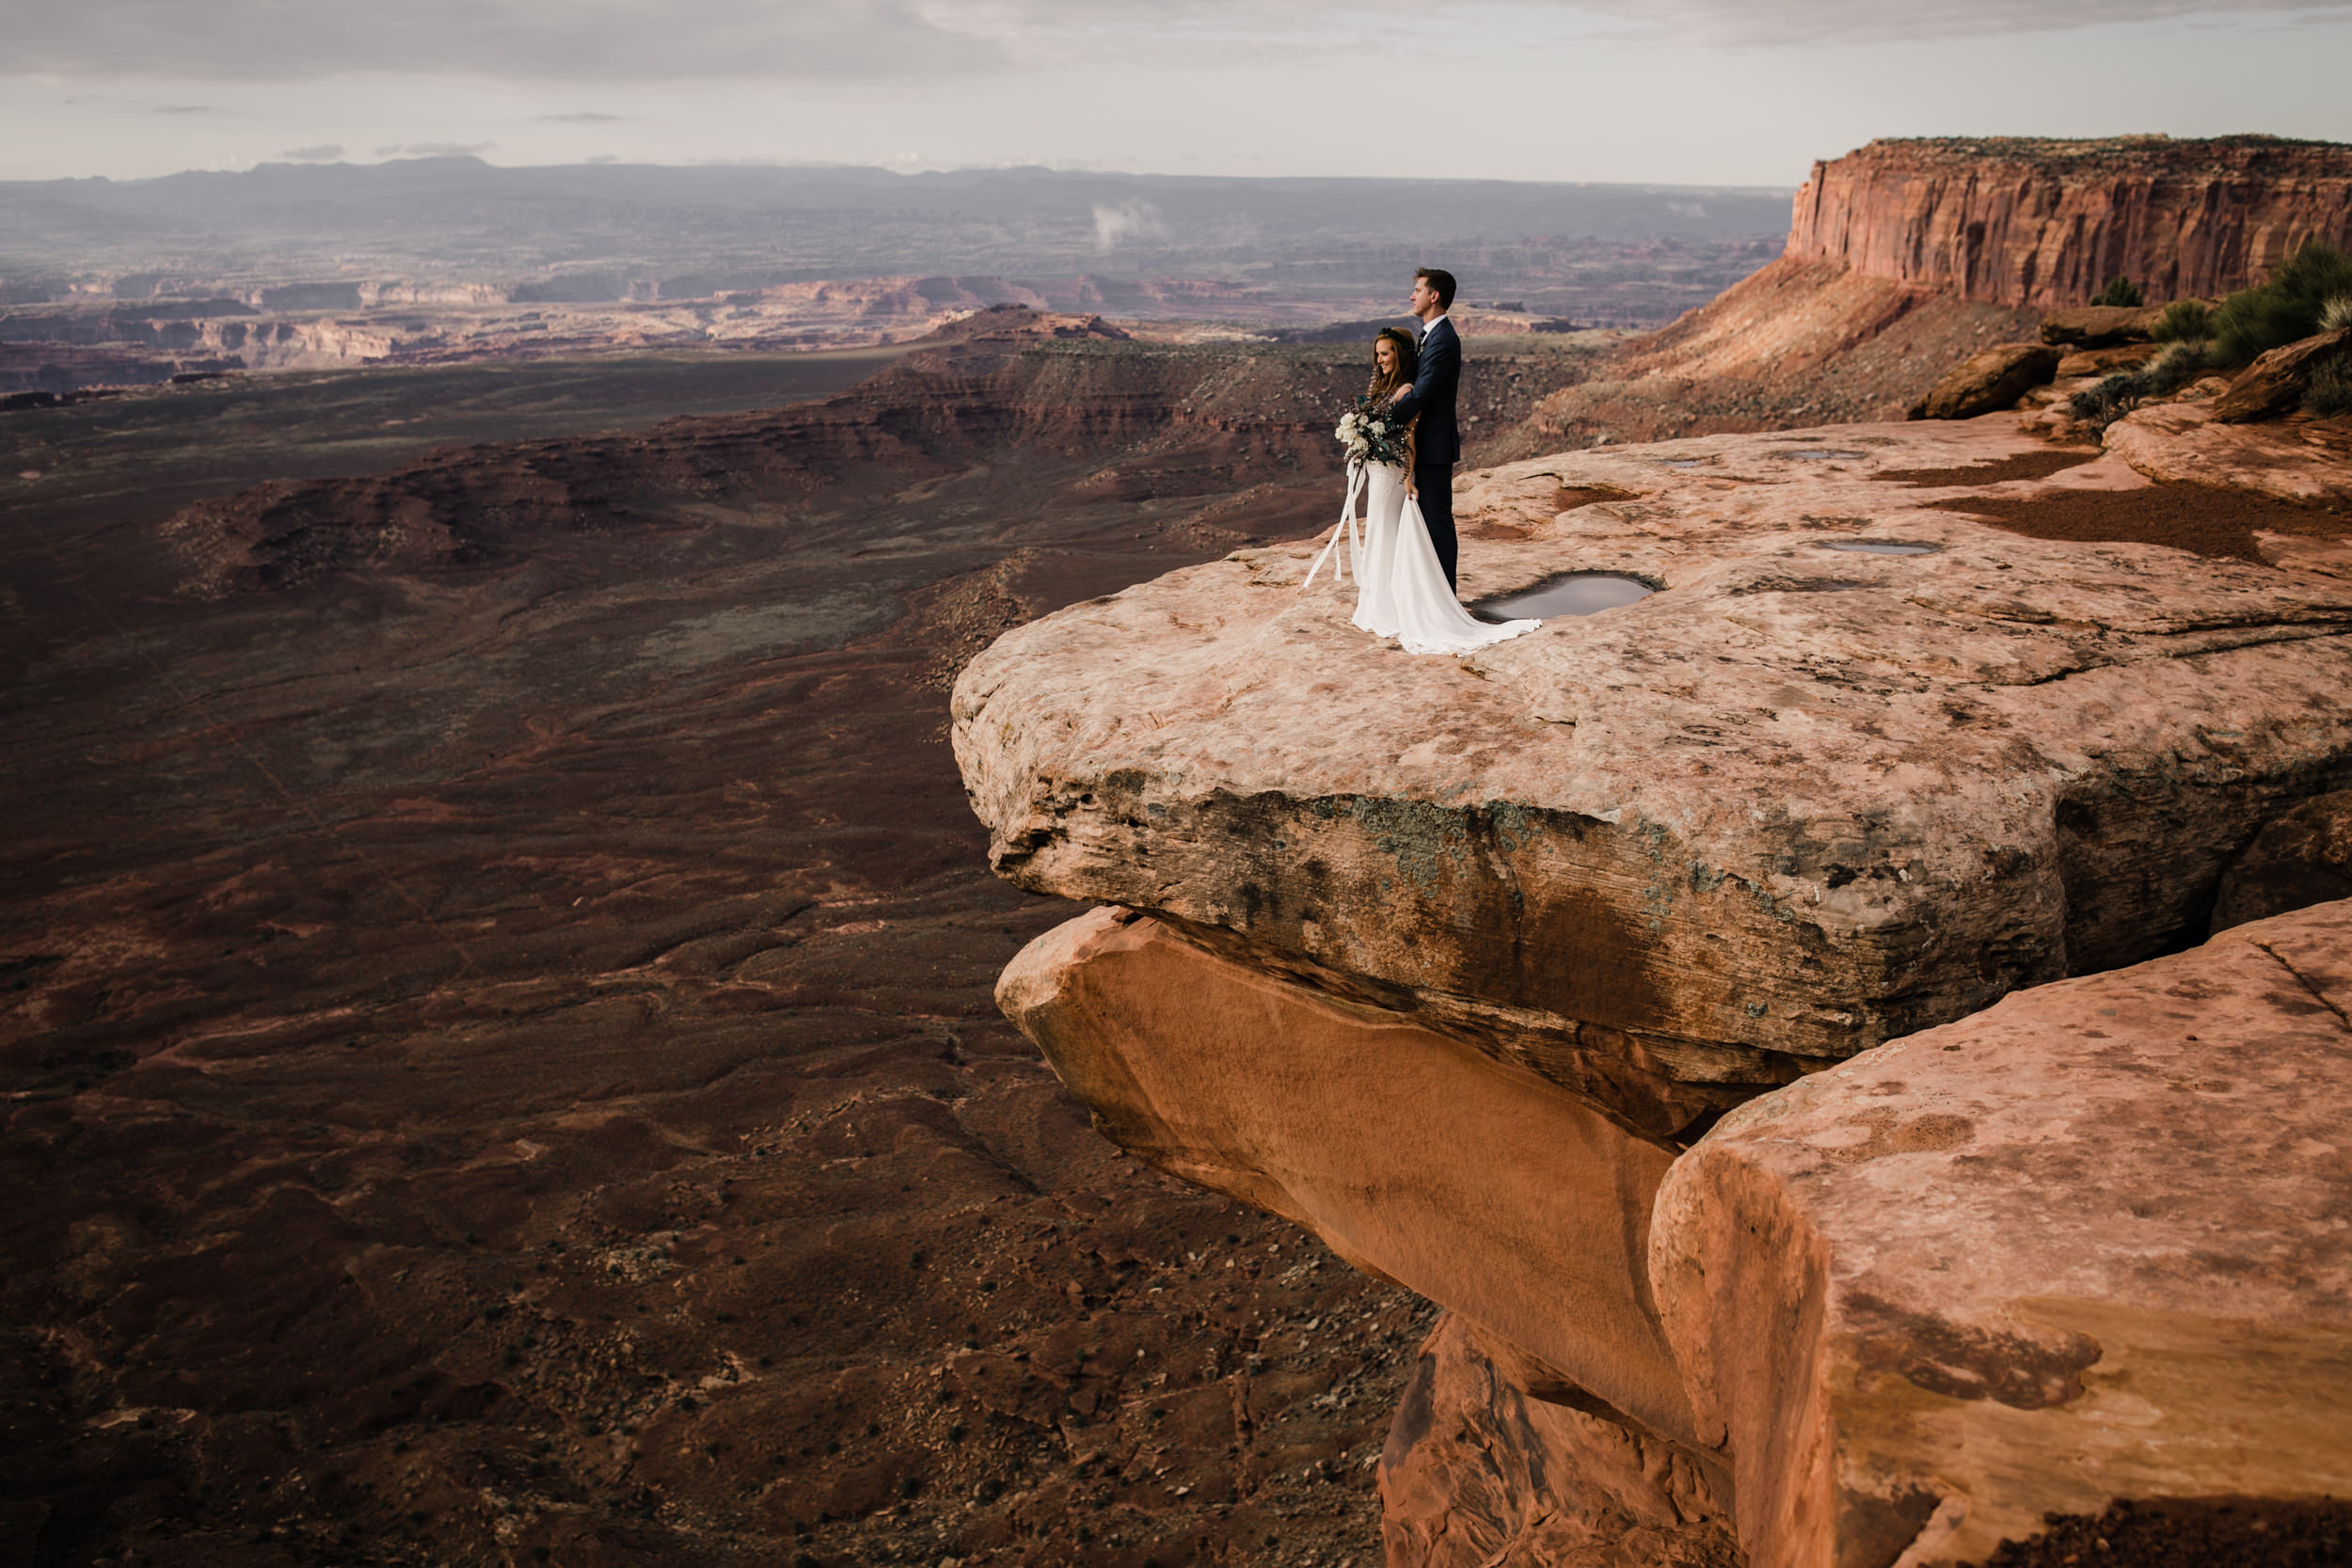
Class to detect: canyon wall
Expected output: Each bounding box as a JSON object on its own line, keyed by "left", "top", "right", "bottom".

{"left": 1786, "top": 135, "right": 2352, "bottom": 309}
{"left": 1509, "top": 135, "right": 2352, "bottom": 450}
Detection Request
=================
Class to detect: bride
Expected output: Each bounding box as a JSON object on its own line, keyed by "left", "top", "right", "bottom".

{"left": 1345, "top": 328, "right": 1539, "bottom": 656}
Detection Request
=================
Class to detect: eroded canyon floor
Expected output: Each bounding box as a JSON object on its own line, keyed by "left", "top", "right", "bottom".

{"left": 0, "top": 336, "right": 1638, "bottom": 1567}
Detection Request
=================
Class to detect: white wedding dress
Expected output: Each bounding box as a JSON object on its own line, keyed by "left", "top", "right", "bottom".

{"left": 1347, "top": 462, "right": 1539, "bottom": 655}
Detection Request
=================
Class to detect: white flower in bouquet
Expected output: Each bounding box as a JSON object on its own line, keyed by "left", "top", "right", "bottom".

{"left": 1334, "top": 392, "right": 1409, "bottom": 467}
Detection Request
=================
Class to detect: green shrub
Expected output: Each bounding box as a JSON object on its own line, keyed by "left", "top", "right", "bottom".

{"left": 2209, "top": 238, "right": 2352, "bottom": 368}
{"left": 2091, "top": 276, "right": 2144, "bottom": 308}
{"left": 2068, "top": 342, "right": 2209, "bottom": 433}
{"left": 2306, "top": 356, "right": 2352, "bottom": 419}
{"left": 2145, "top": 341, "right": 2209, "bottom": 394}
{"left": 2151, "top": 299, "right": 2213, "bottom": 342}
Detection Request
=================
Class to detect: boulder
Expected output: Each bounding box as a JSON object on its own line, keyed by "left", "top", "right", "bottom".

{"left": 1913, "top": 341, "right": 2061, "bottom": 419}
{"left": 2038, "top": 303, "right": 2167, "bottom": 347}
{"left": 1378, "top": 1312, "right": 1739, "bottom": 1568}
{"left": 2055, "top": 341, "right": 2160, "bottom": 379}
{"left": 1649, "top": 896, "right": 2352, "bottom": 1568}
{"left": 996, "top": 905, "right": 1696, "bottom": 1444}
{"left": 2211, "top": 326, "right": 2352, "bottom": 422}
{"left": 955, "top": 421, "right": 2352, "bottom": 1144}
{"left": 2211, "top": 789, "right": 2352, "bottom": 932}
{"left": 2104, "top": 397, "right": 2352, "bottom": 505}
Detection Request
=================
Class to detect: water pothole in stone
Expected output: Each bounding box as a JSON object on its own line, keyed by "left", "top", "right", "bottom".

{"left": 1475, "top": 571, "right": 1657, "bottom": 620}
{"left": 1659, "top": 457, "right": 1711, "bottom": 469}
{"left": 1779, "top": 449, "right": 1870, "bottom": 461}
{"left": 1819, "top": 540, "right": 1943, "bottom": 556}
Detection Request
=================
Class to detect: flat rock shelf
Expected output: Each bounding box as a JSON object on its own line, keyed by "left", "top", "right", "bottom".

{"left": 955, "top": 417, "right": 2352, "bottom": 1140}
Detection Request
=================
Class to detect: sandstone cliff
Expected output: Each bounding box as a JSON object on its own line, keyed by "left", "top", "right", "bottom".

{"left": 1788, "top": 135, "right": 2352, "bottom": 309}
{"left": 958, "top": 408, "right": 2352, "bottom": 1567}
{"left": 1508, "top": 135, "right": 2352, "bottom": 451}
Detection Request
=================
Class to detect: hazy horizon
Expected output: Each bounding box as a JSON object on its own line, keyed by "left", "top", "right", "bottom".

{"left": 6, "top": 153, "right": 1798, "bottom": 197}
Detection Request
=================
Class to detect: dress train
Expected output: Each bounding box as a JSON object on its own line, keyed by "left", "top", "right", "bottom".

{"left": 1349, "top": 463, "right": 1538, "bottom": 655}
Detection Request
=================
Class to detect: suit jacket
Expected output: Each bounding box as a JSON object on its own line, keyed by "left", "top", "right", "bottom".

{"left": 1391, "top": 315, "right": 1462, "bottom": 467}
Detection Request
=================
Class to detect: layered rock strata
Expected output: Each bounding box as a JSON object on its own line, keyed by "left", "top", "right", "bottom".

{"left": 958, "top": 413, "right": 2352, "bottom": 1566}
{"left": 1512, "top": 135, "right": 2352, "bottom": 449}
{"left": 1787, "top": 135, "right": 2352, "bottom": 309}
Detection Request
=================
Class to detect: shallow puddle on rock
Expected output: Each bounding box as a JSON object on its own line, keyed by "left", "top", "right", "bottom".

{"left": 1819, "top": 540, "right": 1943, "bottom": 556}
{"left": 1780, "top": 449, "right": 1870, "bottom": 461}
{"left": 1475, "top": 571, "right": 1656, "bottom": 619}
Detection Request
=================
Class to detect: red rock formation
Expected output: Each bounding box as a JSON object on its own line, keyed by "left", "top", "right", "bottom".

{"left": 1788, "top": 135, "right": 2352, "bottom": 309}
{"left": 1502, "top": 135, "right": 2352, "bottom": 451}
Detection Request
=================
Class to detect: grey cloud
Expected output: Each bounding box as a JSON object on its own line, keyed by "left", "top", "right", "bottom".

{"left": 13, "top": 0, "right": 2349, "bottom": 81}
{"left": 1566, "top": 0, "right": 2352, "bottom": 43}
{"left": 542, "top": 112, "right": 625, "bottom": 122}
{"left": 155, "top": 103, "right": 218, "bottom": 114}
{"left": 394, "top": 142, "right": 498, "bottom": 156}
{"left": 279, "top": 144, "right": 344, "bottom": 161}
{"left": 4, "top": 0, "right": 999, "bottom": 80}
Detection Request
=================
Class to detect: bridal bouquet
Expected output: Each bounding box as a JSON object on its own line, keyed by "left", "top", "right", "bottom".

{"left": 1335, "top": 395, "right": 1409, "bottom": 467}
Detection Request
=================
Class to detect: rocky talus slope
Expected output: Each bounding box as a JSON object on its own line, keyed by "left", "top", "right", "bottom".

{"left": 1512, "top": 135, "right": 2352, "bottom": 451}
{"left": 955, "top": 411, "right": 2352, "bottom": 1567}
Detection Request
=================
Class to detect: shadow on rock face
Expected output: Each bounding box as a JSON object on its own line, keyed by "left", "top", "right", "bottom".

{"left": 2212, "top": 789, "right": 2352, "bottom": 934}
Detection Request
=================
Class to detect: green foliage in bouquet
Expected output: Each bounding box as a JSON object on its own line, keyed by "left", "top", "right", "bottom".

{"left": 1335, "top": 395, "right": 1411, "bottom": 467}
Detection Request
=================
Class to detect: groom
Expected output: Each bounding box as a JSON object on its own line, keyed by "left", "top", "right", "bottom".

{"left": 1391, "top": 265, "right": 1463, "bottom": 591}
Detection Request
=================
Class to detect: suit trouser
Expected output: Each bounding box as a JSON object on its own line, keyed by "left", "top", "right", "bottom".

{"left": 1415, "top": 462, "right": 1458, "bottom": 591}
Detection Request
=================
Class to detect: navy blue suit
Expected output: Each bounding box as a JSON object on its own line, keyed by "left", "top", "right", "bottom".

{"left": 1390, "top": 315, "right": 1462, "bottom": 590}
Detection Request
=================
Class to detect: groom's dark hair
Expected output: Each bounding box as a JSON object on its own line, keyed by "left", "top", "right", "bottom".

{"left": 1416, "top": 266, "right": 1457, "bottom": 309}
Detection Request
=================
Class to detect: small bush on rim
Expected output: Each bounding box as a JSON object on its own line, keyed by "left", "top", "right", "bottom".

{"left": 2069, "top": 342, "right": 2209, "bottom": 433}
{"left": 2091, "top": 276, "right": 2144, "bottom": 308}
{"left": 2306, "top": 356, "right": 2352, "bottom": 419}
{"left": 2151, "top": 299, "right": 2213, "bottom": 342}
{"left": 2209, "top": 239, "right": 2352, "bottom": 368}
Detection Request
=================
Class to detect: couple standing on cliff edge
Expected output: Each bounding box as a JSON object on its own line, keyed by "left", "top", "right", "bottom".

{"left": 1335, "top": 266, "right": 1540, "bottom": 657}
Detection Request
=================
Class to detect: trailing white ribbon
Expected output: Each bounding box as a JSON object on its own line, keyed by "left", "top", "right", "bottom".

{"left": 1299, "top": 460, "right": 1368, "bottom": 593}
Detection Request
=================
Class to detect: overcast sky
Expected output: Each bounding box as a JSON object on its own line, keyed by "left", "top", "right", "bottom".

{"left": 4, "top": 0, "right": 2348, "bottom": 187}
